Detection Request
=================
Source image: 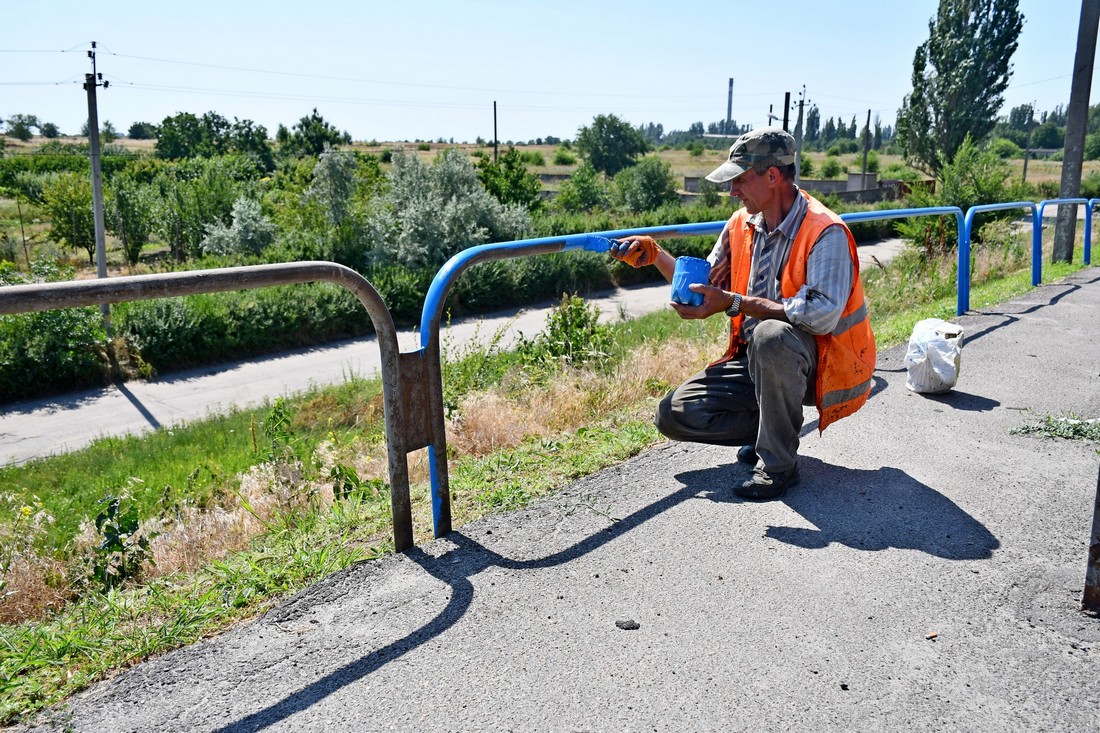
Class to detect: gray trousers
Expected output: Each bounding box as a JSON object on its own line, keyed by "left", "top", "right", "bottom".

{"left": 654, "top": 320, "right": 817, "bottom": 473}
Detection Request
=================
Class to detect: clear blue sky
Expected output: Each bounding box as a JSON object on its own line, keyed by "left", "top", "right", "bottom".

{"left": 1, "top": 0, "right": 1095, "bottom": 143}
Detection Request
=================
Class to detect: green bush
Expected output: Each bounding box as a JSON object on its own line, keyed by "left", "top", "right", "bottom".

{"left": 552, "top": 148, "right": 577, "bottom": 165}
{"left": 610, "top": 155, "right": 678, "bottom": 213}
{"left": 0, "top": 307, "right": 108, "bottom": 403}
{"left": 820, "top": 158, "right": 842, "bottom": 178}
{"left": 517, "top": 150, "right": 546, "bottom": 166}
{"left": 115, "top": 284, "right": 373, "bottom": 373}
{"left": 552, "top": 163, "right": 607, "bottom": 214}
{"left": 1079, "top": 171, "right": 1100, "bottom": 200}
{"left": 988, "top": 137, "right": 1023, "bottom": 159}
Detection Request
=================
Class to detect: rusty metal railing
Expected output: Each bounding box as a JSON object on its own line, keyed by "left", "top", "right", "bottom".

{"left": 0, "top": 261, "right": 423, "bottom": 551}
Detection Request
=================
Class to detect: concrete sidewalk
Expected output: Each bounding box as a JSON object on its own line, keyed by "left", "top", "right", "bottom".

{"left": 18, "top": 267, "right": 1100, "bottom": 733}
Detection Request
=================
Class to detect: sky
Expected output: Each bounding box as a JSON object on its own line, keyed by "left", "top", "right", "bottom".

{"left": 1, "top": 0, "right": 1096, "bottom": 144}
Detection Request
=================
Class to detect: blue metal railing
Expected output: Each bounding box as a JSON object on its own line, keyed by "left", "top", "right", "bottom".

{"left": 962, "top": 201, "right": 1038, "bottom": 312}
{"left": 416, "top": 205, "right": 977, "bottom": 538}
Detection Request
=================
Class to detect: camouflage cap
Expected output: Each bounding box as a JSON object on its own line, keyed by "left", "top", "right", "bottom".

{"left": 704, "top": 126, "right": 796, "bottom": 184}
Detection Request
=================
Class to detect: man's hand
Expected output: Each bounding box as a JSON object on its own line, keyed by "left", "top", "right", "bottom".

{"left": 670, "top": 284, "right": 734, "bottom": 320}
{"left": 609, "top": 236, "right": 659, "bottom": 268}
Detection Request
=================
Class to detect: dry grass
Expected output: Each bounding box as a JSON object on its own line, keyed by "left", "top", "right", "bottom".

{"left": 0, "top": 554, "right": 70, "bottom": 625}
{"left": 447, "top": 335, "right": 710, "bottom": 458}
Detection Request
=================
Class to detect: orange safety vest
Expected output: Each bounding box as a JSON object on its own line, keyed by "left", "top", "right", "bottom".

{"left": 717, "top": 191, "right": 876, "bottom": 432}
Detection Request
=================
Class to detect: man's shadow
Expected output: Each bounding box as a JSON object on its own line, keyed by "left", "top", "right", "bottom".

{"left": 215, "top": 457, "right": 997, "bottom": 732}
{"left": 686, "top": 456, "right": 999, "bottom": 559}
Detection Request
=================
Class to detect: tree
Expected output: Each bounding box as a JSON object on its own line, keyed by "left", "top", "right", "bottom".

{"left": 1031, "top": 121, "right": 1065, "bottom": 149}
{"left": 366, "top": 150, "right": 529, "bottom": 269}
{"left": 102, "top": 120, "right": 118, "bottom": 143}
{"left": 155, "top": 112, "right": 232, "bottom": 159}
{"left": 4, "top": 114, "right": 38, "bottom": 142}
{"left": 610, "top": 155, "right": 678, "bottom": 212}
{"left": 897, "top": 0, "right": 1024, "bottom": 174}
{"left": 1006, "top": 103, "right": 1033, "bottom": 133}
{"left": 575, "top": 114, "right": 649, "bottom": 176}
{"left": 229, "top": 118, "right": 274, "bottom": 171}
{"left": 43, "top": 173, "right": 96, "bottom": 263}
{"left": 276, "top": 108, "right": 351, "bottom": 158}
{"left": 107, "top": 175, "right": 156, "bottom": 266}
{"left": 476, "top": 147, "right": 543, "bottom": 211}
{"left": 202, "top": 197, "right": 276, "bottom": 257}
{"left": 552, "top": 163, "right": 607, "bottom": 213}
{"left": 39, "top": 122, "right": 60, "bottom": 139}
{"left": 128, "top": 121, "right": 158, "bottom": 140}
{"left": 805, "top": 105, "right": 821, "bottom": 144}
{"left": 308, "top": 147, "right": 360, "bottom": 228}
{"left": 155, "top": 112, "right": 205, "bottom": 159}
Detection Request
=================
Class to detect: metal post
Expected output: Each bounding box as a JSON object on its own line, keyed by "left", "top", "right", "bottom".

{"left": 782, "top": 92, "right": 790, "bottom": 132}
{"left": 493, "top": 101, "right": 498, "bottom": 163}
{"left": 726, "top": 78, "right": 733, "bottom": 135}
{"left": 860, "top": 109, "right": 871, "bottom": 191}
{"left": 1084, "top": 464, "right": 1100, "bottom": 613}
{"left": 793, "top": 92, "right": 805, "bottom": 187}
{"left": 1022, "top": 104, "right": 1035, "bottom": 184}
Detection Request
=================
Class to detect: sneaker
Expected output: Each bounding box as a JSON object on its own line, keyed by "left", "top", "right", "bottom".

{"left": 735, "top": 465, "right": 801, "bottom": 500}
{"left": 736, "top": 444, "right": 758, "bottom": 465}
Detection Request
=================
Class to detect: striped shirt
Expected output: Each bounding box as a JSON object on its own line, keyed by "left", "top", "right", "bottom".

{"left": 706, "top": 188, "right": 853, "bottom": 338}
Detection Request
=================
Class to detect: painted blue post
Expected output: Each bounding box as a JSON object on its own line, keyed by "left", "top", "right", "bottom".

{"left": 961, "top": 202, "right": 1039, "bottom": 300}
{"left": 1088, "top": 199, "right": 1098, "bottom": 265}
{"left": 1036, "top": 198, "right": 1088, "bottom": 282}
{"left": 960, "top": 210, "right": 973, "bottom": 315}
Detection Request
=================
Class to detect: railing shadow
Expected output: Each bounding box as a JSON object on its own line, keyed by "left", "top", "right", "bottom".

{"left": 214, "top": 454, "right": 997, "bottom": 732}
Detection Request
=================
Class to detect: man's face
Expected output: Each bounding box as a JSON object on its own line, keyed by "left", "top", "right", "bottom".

{"left": 728, "top": 167, "right": 772, "bottom": 215}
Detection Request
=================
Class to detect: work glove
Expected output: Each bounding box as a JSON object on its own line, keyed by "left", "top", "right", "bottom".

{"left": 609, "top": 235, "right": 659, "bottom": 268}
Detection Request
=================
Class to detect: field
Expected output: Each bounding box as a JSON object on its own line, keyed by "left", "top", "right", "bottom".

{"left": 2, "top": 131, "right": 1098, "bottom": 281}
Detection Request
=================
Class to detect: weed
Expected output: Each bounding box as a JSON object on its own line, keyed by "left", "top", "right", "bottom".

{"left": 87, "top": 491, "right": 155, "bottom": 592}
{"left": 518, "top": 293, "right": 613, "bottom": 375}
{"left": 1011, "top": 413, "right": 1100, "bottom": 444}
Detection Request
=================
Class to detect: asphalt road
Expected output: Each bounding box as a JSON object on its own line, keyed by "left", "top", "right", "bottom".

{"left": 13, "top": 265, "right": 1099, "bottom": 732}
{"left": 0, "top": 239, "right": 907, "bottom": 466}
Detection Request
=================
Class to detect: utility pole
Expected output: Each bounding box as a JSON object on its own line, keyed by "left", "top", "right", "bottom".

{"left": 493, "top": 101, "right": 498, "bottom": 163}
{"left": 84, "top": 41, "right": 110, "bottom": 330}
{"left": 1022, "top": 103, "right": 1035, "bottom": 184}
{"left": 793, "top": 87, "right": 806, "bottom": 186}
{"left": 726, "top": 78, "right": 734, "bottom": 135}
{"left": 782, "top": 92, "right": 791, "bottom": 132}
{"left": 1054, "top": 0, "right": 1100, "bottom": 263}
{"left": 860, "top": 108, "right": 872, "bottom": 190}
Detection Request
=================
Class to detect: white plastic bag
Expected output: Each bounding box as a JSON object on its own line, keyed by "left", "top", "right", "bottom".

{"left": 904, "top": 318, "right": 964, "bottom": 394}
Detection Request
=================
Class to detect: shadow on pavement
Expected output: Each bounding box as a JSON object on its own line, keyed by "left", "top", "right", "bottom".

{"left": 213, "top": 454, "right": 998, "bottom": 732}
{"left": 690, "top": 456, "right": 999, "bottom": 560}
{"left": 212, "top": 482, "right": 702, "bottom": 733}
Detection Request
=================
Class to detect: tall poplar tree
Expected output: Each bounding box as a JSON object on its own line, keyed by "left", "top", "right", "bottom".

{"left": 897, "top": 0, "right": 1024, "bottom": 174}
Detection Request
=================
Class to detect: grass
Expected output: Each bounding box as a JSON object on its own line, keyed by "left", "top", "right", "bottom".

{"left": 0, "top": 222, "right": 1094, "bottom": 725}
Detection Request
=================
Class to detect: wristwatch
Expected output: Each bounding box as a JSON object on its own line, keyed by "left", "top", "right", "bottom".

{"left": 725, "top": 292, "right": 742, "bottom": 317}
